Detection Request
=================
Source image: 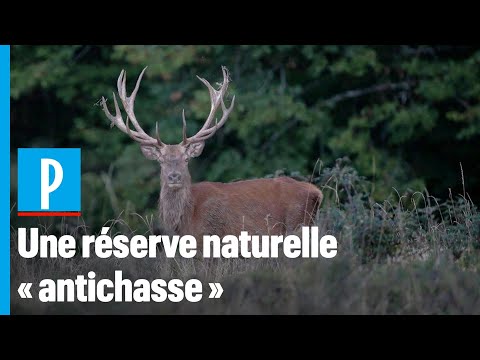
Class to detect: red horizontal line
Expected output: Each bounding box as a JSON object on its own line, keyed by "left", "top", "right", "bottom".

{"left": 18, "top": 212, "right": 81, "bottom": 217}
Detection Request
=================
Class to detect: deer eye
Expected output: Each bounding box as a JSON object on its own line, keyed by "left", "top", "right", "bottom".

{"left": 184, "top": 158, "right": 189, "bottom": 162}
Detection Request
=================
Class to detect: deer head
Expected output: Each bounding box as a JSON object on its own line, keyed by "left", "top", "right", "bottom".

{"left": 101, "top": 66, "right": 235, "bottom": 190}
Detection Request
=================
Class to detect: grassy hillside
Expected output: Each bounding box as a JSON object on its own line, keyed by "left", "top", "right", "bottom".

{"left": 10, "top": 159, "right": 480, "bottom": 314}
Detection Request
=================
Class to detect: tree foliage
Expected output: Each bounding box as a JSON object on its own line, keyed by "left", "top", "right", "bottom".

{"left": 11, "top": 45, "right": 480, "bottom": 229}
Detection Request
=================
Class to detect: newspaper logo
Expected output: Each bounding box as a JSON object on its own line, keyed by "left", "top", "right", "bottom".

{"left": 17, "top": 148, "right": 81, "bottom": 216}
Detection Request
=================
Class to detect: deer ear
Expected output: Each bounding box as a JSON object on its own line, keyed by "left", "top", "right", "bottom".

{"left": 185, "top": 142, "right": 205, "bottom": 158}
{"left": 140, "top": 145, "right": 162, "bottom": 161}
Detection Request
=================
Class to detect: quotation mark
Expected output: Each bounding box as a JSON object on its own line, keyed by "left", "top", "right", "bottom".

{"left": 208, "top": 282, "right": 223, "bottom": 299}
{"left": 18, "top": 283, "right": 33, "bottom": 299}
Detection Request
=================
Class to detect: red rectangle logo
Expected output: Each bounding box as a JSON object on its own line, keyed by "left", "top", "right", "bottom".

{"left": 17, "top": 211, "right": 81, "bottom": 217}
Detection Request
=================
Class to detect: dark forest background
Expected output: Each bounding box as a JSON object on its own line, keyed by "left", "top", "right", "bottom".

{"left": 10, "top": 45, "right": 480, "bottom": 229}
{"left": 10, "top": 45, "right": 480, "bottom": 315}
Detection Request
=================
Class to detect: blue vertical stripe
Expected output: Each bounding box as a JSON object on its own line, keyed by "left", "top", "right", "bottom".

{"left": 0, "top": 45, "right": 10, "bottom": 315}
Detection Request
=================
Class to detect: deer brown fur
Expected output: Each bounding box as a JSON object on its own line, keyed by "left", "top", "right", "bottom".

{"left": 101, "top": 66, "right": 323, "bottom": 245}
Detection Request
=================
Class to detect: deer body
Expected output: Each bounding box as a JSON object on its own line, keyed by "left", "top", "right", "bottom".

{"left": 101, "top": 66, "right": 323, "bottom": 246}
{"left": 160, "top": 177, "right": 323, "bottom": 241}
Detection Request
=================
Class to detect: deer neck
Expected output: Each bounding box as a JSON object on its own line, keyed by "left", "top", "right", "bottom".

{"left": 159, "top": 181, "right": 193, "bottom": 235}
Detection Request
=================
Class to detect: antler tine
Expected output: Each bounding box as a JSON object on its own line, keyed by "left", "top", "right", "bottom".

{"left": 196, "top": 67, "right": 230, "bottom": 133}
{"left": 189, "top": 95, "right": 236, "bottom": 142}
{"left": 185, "top": 67, "right": 234, "bottom": 144}
{"left": 101, "top": 94, "right": 157, "bottom": 146}
{"left": 100, "top": 94, "right": 118, "bottom": 126}
{"left": 117, "top": 70, "right": 125, "bottom": 100}
{"left": 155, "top": 122, "right": 165, "bottom": 147}
{"left": 132, "top": 67, "right": 147, "bottom": 104}
{"left": 116, "top": 67, "right": 150, "bottom": 137}
{"left": 101, "top": 67, "right": 163, "bottom": 147}
{"left": 101, "top": 92, "right": 130, "bottom": 133}
{"left": 182, "top": 109, "right": 188, "bottom": 144}
{"left": 125, "top": 115, "right": 157, "bottom": 144}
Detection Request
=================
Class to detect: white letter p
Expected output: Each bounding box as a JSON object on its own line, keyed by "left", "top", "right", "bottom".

{"left": 41, "top": 158, "right": 63, "bottom": 210}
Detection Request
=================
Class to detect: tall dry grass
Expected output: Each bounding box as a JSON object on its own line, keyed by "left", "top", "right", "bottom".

{"left": 10, "top": 158, "right": 480, "bottom": 314}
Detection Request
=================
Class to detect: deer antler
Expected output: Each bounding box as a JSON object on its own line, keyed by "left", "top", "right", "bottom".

{"left": 182, "top": 66, "right": 236, "bottom": 145}
{"left": 101, "top": 67, "right": 164, "bottom": 147}
{"left": 102, "top": 66, "right": 235, "bottom": 147}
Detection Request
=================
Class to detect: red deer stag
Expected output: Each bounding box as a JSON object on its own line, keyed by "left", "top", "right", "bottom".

{"left": 101, "top": 66, "right": 323, "bottom": 244}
